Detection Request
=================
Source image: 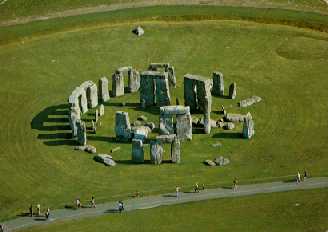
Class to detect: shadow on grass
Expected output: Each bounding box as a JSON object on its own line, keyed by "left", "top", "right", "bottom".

{"left": 34, "top": 218, "right": 47, "bottom": 221}
{"left": 16, "top": 212, "right": 30, "bottom": 217}
{"left": 283, "top": 178, "right": 297, "bottom": 183}
{"left": 212, "top": 133, "right": 241, "bottom": 139}
{"left": 163, "top": 194, "right": 177, "bottom": 197}
{"left": 105, "top": 209, "right": 119, "bottom": 214}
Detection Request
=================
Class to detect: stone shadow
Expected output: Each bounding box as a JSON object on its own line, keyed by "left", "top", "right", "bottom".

{"left": 31, "top": 104, "right": 75, "bottom": 146}
{"left": 212, "top": 133, "right": 241, "bottom": 139}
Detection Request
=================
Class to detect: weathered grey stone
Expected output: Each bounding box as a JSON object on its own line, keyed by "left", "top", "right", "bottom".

{"left": 171, "top": 137, "right": 181, "bottom": 163}
{"left": 196, "top": 79, "right": 212, "bottom": 115}
{"left": 91, "top": 120, "right": 96, "bottom": 134}
{"left": 229, "top": 82, "right": 237, "bottom": 99}
{"left": 132, "top": 139, "right": 144, "bottom": 163}
{"left": 132, "top": 26, "right": 144, "bottom": 36}
{"left": 115, "top": 111, "right": 132, "bottom": 141}
{"left": 69, "top": 107, "right": 80, "bottom": 137}
{"left": 204, "top": 114, "right": 211, "bottom": 134}
{"left": 225, "top": 113, "right": 251, "bottom": 122}
{"left": 69, "top": 87, "right": 88, "bottom": 113}
{"left": 204, "top": 160, "right": 216, "bottom": 166}
{"left": 243, "top": 116, "right": 255, "bottom": 139}
{"left": 156, "top": 134, "right": 176, "bottom": 143}
{"left": 148, "top": 63, "right": 176, "bottom": 88}
{"left": 214, "top": 156, "right": 230, "bottom": 166}
{"left": 132, "top": 126, "right": 150, "bottom": 141}
{"left": 210, "top": 119, "right": 218, "bottom": 128}
{"left": 132, "top": 120, "right": 143, "bottom": 127}
{"left": 184, "top": 74, "right": 198, "bottom": 112}
{"left": 80, "top": 81, "right": 98, "bottom": 108}
{"left": 76, "top": 120, "right": 87, "bottom": 146}
{"left": 239, "top": 96, "right": 262, "bottom": 108}
{"left": 145, "top": 122, "right": 155, "bottom": 131}
{"left": 150, "top": 141, "right": 163, "bottom": 165}
{"left": 139, "top": 71, "right": 157, "bottom": 107}
{"left": 176, "top": 113, "right": 192, "bottom": 140}
{"left": 99, "top": 77, "right": 110, "bottom": 102}
{"left": 112, "top": 71, "right": 124, "bottom": 97}
{"left": 160, "top": 105, "right": 190, "bottom": 115}
{"left": 110, "top": 147, "right": 121, "bottom": 153}
{"left": 95, "top": 109, "right": 99, "bottom": 122}
{"left": 155, "top": 75, "right": 171, "bottom": 106}
{"left": 128, "top": 69, "right": 140, "bottom": 93}
{"left": 85, "top": 144, "right": 97, "bottom": 154}
{"left": 95, "top": 154, "right": 116, "bottom": 166}
{"left": 212, "top": 71, "right": 224, "bottom": 96}
{"left": 212, "top": 142, "right": 222, "bottom": 148}
{"left": 99, "top": 104, "right": 105, "bottom": 116}
{"left": 159, "top": 114, "right": 174, "bottom": 135}
{"left": 224, "top": 122, "right": 235, "bottom": 130}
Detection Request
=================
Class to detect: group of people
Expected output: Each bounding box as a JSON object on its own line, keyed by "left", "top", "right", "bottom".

{"left": 28, "top": 204, "right": 50, "bottom": 220}
{"left": 75, "top": 196, "right": 97, "bottom": 209}
{"left": 296, "top": 170, "right": 308, "bottom": 183}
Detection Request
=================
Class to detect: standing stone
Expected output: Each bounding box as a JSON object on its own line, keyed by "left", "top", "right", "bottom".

{"left": 99, "top": 104, "right": 105, "bottom": 116}
{"left": 79, "top": 90, "right": 88, "bottom": 114}
{"left": 150, "top": 141, "right": 163, "bottom": 165}
{"left": 128, "top": 69, "right": 140, "bottom": 93}
{"left": 176, "top": 113, "right": 192, "bottom": 140}
{"left": 69, "top": 111, "right": 79, "bottom": 137}
{"left": 95, "top": 109, "right": 99, "bottom": 122}
{"left": 196, "top": 78, "right": 212, "bottom": 115}
{"left": 243, "top": 116, "right": 255, "bottom": 139}
{"left": 91, "top": 120, "right": 96, "bottom": 134}
{"left": 132, "top": 139, "right": 144, "bottom": 163}
{"left": 212, "top": 71, "right": 224, "bottom": 96}
{"left": 155, "top": 76, "right": 171, "bottom": 107}
{"left": 140, "top": 71, "right": 156, "bottom": 107}
{"left": 184, "top": 75, "right": 197, "bottom": 112}
{"left": 76, "top": 120, "right": 87, "bottom": 145}
{"left": 81, "top": 81, "right": 98, "bottom": 108}
{"left": 171, "top": 137, "right": 181, "bottom": 163}
{"left": 167, "top": 66, "right": 176, "bottom": 88}
{"left": 204, "top": 114, "right": 211, "bottom": 134}
{"left": 229, "top": 82, "right": 237, "bottom": 99}
{"left": 112, "top": 71, "right": 124, "bottom": 97}
{"left": 159, "top": 114, "right": 174, "bottom": 135}
{"left": 115, "top": 111, "right": 132, "bottom": 141}
{"left": 99, "top": 77, "right": 110, "bottom": 102}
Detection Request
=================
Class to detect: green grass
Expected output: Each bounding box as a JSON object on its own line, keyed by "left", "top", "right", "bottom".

{"left": 0, "top": 0, "right": 327, "bottom": 22}
{"left": 0, "top": 16, "right": 328, "bottom": 221}
{"left": 18, "top": 188, "right": 328, "bottom": 232}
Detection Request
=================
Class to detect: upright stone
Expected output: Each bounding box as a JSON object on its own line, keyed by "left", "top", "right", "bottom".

{"left": 204, "top": 114, "right": 211, "bottom": 134}
{"left": 95, "top": 109, "right": 99, "bottom": 122}
{"left": 212, "top": 71, "right": 224, "bottom": 96}
{"left": 140, "top": 71, "right": 156, "bottom": 107}
{"left": 171, "top": 137, "right": 181, "bottom": 163}
{"left": 150, "top": 141, "right": 163, "bottom": 165}
{"left": 99, "top": 104, "right": 105, "bottom": 116}
{"left": 86, "top": 82, "right": 98, "bottom": 108}
{"left": 115, "top": 111, "right": 132, "bottom": 141}
{"left": 168, "top": 66, "right": 176, "bottom": 88}
{"left": 196, "top": 78, "right": 212, "bottom": 115}
{"left": 112, "top": 72, "right": 124, "bottom": 97}
{"left": 76, "top": 120, "right": 87, "bottom": 145}
{"left": 99, "top": 77, "right": 110, "bottom": 102}
{"left": 184, "top": 75, "right": 197, "bottom": 112}
{"left": 243, "top": 116, "right": 255, "bottom": 139}
{"left": 69, "top": 109, "right": 79, "bottom": 137}
{"left": 132, "top": 139, "right": 144, "bottom": 163}
{"left": 159, "top": 114, "right": 174, "bottom": 135}
{"left": 229, "top": 82, "right": 237, "bottom": 99}
{"left": 128, "top": 69, "right": 140, "bottom": 93}
{"left": 79, "top": 89, "right": 88, "bottom": 113}
{"left": 176, "top": 113, "right": 192, "bottom": 140}
{"left": 155, "top": 75, "right": 171, "bottom": 107}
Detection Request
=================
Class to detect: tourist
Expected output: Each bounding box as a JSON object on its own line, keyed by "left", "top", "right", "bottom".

{"left": 45, "top": 208, "right": 50, "bottom": 220}
{"left": 304, "top": 170, "right": 308, "bottom": 180}
{"left": 296, "top": 172, "right": 301, "bottom": 183}
{"left": 29, "top": 204, "right": 33, "bottom": 217}
{"left": 76, "top": 198, "right": 82, "bottom": 208}
{"left": 0, "top": 224, "right": 5, "bottom": 232}
{"left": 201, "top": 184, "right": 205, "bottom": 191}
{"left": 36, "top": 203, "right": 41, "bottom": 216}
{"left": 118, "top": 201, "right": 124, "bottom": 213}
{"left": 194, "top": 182, "right": 200, "bottom": 193}
{"left": 176, "top": 186, "right": 180, "bottom": 198}
{"left": 233, "top": 178, "right": 238, "bottom": 191}
{"left": 91, "top": 196, "right": 96, "bottom": 208}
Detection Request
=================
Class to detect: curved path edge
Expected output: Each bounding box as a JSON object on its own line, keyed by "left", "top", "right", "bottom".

{"left": 3, "top": 177, "right": 328, "bottom": 231}
{"left": 1, "top": 0, "right": 328, "bottom": 27}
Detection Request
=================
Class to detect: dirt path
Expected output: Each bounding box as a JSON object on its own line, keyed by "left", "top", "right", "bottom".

{"left": 0, "top": 0, "right": 327, "bottom": 27}
{"left": 2, "top": 177, "right": 328, "bottom": 231}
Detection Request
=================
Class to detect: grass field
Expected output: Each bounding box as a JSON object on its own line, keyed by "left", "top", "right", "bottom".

{"left": 17, "top": 188, "right": 328, "bottom": 232}
{"left": 1, "top": 7, "right": 328, "bottom": 221}
{"left": 0, "top": 0, "right": 327, "bottom": 22}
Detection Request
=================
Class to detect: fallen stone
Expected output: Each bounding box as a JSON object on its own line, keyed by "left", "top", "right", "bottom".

{"left": 145, "top": 122, "right": 155, "bottom": 131}
{"left": 95, "top": 154, "right": 116, "bottom": 166}
{"left": 224, "top": 122, "right": 235, "bottom": 130}
{"left": 85, "top": 145, "right": 97, "bottom": 154}
{"left": 239, "top": 96, "right": 262, "bottom": 108}
{"left": 110, "top": 147, "right": 121, "bottom": 153}
{"left": 204, "top": 160, "right": 216, "bottom": 166}
{"left": 229, "top": 82, "right": 237, "bottom": 99}
{"left": 212, "top": 142, "right": 222, "bottom": 148}
{"left": 225, "top": 113, "right": 249, "bottom": 122}
{"left": 214, "top": 156, "right": 230, "bottom": 166}
{"left": 137, "top": 115, "right": 148, "bottom": 121}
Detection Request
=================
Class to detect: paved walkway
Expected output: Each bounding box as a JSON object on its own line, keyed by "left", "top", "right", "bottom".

{"left": 2, "top": 177, "right": 328, "bottom": 231}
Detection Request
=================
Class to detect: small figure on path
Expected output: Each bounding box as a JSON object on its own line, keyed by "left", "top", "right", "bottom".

{"left": 201, "top": 184, "right": 205, "bottom": 191}
{"left": 36, "top": 203, "right": 41, "bottom": 216}
{"left": 176, "top": 186, "right": 181, "bottom": 198}
{"left": 194, "top": 182, "right": 200, "bottom": 193}
{"left": 296, "top": 172, "right": 301, "bottom": 183}
{"left": 134, "top": 190, "right": 140, "bottom": 198}
{"left": 233, "top": 178, "right": 238, "bottom": 192}
{"left": 0, "top": 224, "right": 6, "bottom": 232}
{"left": 118, "top": 201, "right": 124, "bottom": 213}
{"left": 91, "top": 196, "right": 96, "bottom": 208}
{"left": 29, "top": 204, "right": 33, "bottom": 217}
{"left": 45, "top": 208, "right": 50, "bottom": 220}
{"left": 76, "top": 198, "right": 82, "bottom": 208}
{"left": 303, "top": 170, "right": 308, "bottom": 180}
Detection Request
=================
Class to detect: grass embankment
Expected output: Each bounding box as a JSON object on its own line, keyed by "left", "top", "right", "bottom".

{"left": 0, "top": 0, "right": 327, "bottom": 22}
{"left": 18, "top": 188, "right": 328, "bottom": 232}
{"left": 0, "top": 16, "right": 328, "bottom": 220}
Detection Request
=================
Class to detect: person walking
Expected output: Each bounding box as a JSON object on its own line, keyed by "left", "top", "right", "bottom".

{"left": 29, "top": 204, "right": 33, "bottom": 217}
{"left": 194, "top": 182, "right": 200, "bottom": 193}
{"left": 45, "top": 208, "right": 50, "bottom": 220}
{"left": 36, "top": 204, "right": 41, "bottom": 216}
{"left": 91, "top": 196, "right": 96, "bottom": 208}
{"left": 76, "top": 198, "right": 82, "bottom": 209}
{"left": 297, "top": 172, "right": 301, "bottom": 183}
{"left": 304, "top": 170, "right": 308, "bottom": 180}
{"left": 118, "top": 201, "right": 124, "bottom": 213}
{"left": 233, "top": 178, "right": 238, "bottom": 192}
{"left": 176, "top": 186, "right": 181, "bottom": 198}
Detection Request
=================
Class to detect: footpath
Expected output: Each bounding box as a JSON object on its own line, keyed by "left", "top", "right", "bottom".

{"left": 2, "top": 177, "right": 328, "bottom": 231}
